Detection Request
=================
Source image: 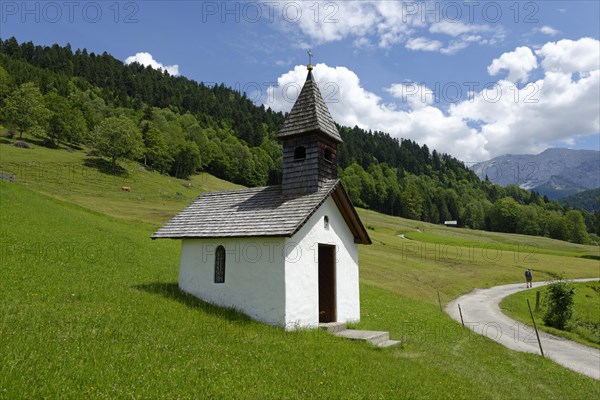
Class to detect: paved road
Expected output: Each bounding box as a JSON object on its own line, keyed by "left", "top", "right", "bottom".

{"left": 446, "top": 279, "right": 600, "bottom": 380}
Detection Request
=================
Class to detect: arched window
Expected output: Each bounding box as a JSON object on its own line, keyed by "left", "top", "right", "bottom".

{"left": 324, "top": 148, "right": 333, "bottom": 163}
{"left": 214, "top": 245, "right": 226, "bottom": 284}
{"left": 294, "top": 146, "right": 306, "bottom": 160}
{"left": 324, "top": 216, "right": 330, "bottom": 230}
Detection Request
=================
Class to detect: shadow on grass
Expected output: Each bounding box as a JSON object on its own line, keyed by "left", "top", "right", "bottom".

{"left": 580, "top": 255, "right": 600, "bottom": 261}
{"left": 65, "top": 143, "right": 84, "bottom": 151}
{"left": 15, "top": 135, "right": 53, "bottom": 148}
{"left": 134, "top": 282, "right": 253, "bottom": 324}
{"left": 83, "top": 157, "right": 129, "bottom": 177}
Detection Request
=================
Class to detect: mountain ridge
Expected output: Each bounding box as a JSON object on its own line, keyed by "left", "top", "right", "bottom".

{"left": 471, "top": 148, "right": 600, "bottom": 199}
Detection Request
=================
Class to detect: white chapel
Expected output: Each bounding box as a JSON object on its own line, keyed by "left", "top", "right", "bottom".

{"left": 152, "top": 62, "right": 371, "bottom": 329}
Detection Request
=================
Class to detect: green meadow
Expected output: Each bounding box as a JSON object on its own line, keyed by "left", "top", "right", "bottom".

{"left": 1, "top": 139, "right": 599, "bottom": 398}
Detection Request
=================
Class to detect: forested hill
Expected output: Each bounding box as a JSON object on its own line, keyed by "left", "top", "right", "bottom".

{"left": 1, "top": 37, "right": 598, "bottom": 244}
{"left": 0, "top": 37, "right": 283, "bottom": 148}
{"left": 558, "top": 189, "right": 600, "bottom": 213}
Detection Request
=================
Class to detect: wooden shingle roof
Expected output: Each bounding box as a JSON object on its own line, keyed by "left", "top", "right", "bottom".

{"left": 151, "top": 179, "right": 371, "bottom": 244}
{"left": 277, "top": 70, "right": 343, "bottom": 143}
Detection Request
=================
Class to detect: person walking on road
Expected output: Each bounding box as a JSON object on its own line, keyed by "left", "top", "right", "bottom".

{"left": 525, "top": 269, "right": 533, "bottom": 288}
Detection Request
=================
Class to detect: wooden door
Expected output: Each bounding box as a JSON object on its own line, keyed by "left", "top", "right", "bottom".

{"left": 318, "top": 244, "right": 336, "bottom": 323}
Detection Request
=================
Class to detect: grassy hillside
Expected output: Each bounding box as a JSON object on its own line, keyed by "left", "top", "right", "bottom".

{"left": 0, "top": 134, "right": 241, "bottom": 225}
{"left": 358, "top": 210, "right": 599, "bottom": 303}
{"left": 1, "top": 141, "right": 600, "bottom": 398}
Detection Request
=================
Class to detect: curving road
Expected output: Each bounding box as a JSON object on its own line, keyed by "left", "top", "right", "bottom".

{"left": 446, "top": 279, "right": 600, "bottom": 380}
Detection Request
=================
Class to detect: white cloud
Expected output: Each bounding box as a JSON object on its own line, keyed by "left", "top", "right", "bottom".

{"left": 273, "top": 1, "right": 500, "bottom": 54}
{"left": 265, "top": 63, "right": 485, "bottom": 161}
{"left": 406, "top": 37, "right": 443, "bottom": 52}
{"left": 428, "top": 21, "right": 504, "bottom": 55}
{"left": 487, "top": 46, "right": 538, "bottom": 83}
{"left": 353, "top": 37, "right": 372, "bottom": 48}
{"left": 265, "top": 38, "right": 600, "bottom": 162}
{"left": 429, "top": 21, "right": 491, "bottom": 37}
{"left": 440, "top": 40, "right": 470, "bottom": 55}
{"left": 124, "top": 52, "right": 179, "bottom": 76}
{"left": 540, "top": 26, "right": 559, "bottom": 36}
{"left": 452, "top": 38, "right": 600, "bottom": 158}
{"left": 386, "top": 83, "right": 434, "bottom": 109}
{"left": 276, "top": 1, "right": 380, "bottom": 44}
{"left": 536, "top": 37, "right": 600, "bottom": 74}
{"left": 452, "top": 72, "right": 599, "bottom": 157}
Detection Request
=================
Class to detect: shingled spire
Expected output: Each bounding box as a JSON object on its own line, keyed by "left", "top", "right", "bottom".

{"left": 277, "top": 69, "right": 342, "bottom": 143}
{"left": 279, "top": 60, "right": 342, "bottom": 196}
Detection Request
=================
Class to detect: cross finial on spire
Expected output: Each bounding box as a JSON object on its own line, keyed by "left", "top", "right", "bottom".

{"left": 307, "top": 49, "right": 314, "bottom": 71}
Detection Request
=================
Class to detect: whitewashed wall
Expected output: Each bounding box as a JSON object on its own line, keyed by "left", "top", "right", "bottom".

{"left": 284, "top": 196, "right": 360, "bottom": 329}
{"left": 178, "top": 197, "right": 361, "bottom": 330}
{"left": 179, "top": 237, "right": 286, "bottom": 326}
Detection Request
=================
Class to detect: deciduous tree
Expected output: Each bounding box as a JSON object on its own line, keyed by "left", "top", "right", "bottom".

{"left": 2, "top": 82, "right": 49, "bottom": 138}
{"left": 92, "top": 116, "right": 143, "bottom": 168}
{"left": 564, "top": 210, "right": 589, "bottom": 244}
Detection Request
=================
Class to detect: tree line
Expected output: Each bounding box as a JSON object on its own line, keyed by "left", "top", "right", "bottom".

{"left": 1, "top": 37, "right": 598, "bottom": 244}
{"left": 558, "top": 189, "right": 600, "bottom": 213}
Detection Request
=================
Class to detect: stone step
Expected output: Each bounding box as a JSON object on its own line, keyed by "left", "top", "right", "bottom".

{"left": 378, "top": 340, "right": 401, "bottom": 348}
{"left": 319, "top": 323, "right": 401, "bottom": 348}
{"left": 318, "top": 322, "right": 347, "bottom": 334}
{"left": 334, "top": 329, "right": 389, "bottom": 346}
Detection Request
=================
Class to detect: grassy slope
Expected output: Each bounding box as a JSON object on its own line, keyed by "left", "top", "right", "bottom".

{"left": 1, "top": 140, "right": 600, "bottom": 398}
{"left": 358, "top": 210, "right": 599, "bottom": 304}
{"left": 2, "top": 182, "right": 599, "bottom": 399}
{"left": 0, "top": 135, "right": 242, "bottom": 225}
{"left": 500, "top": 282, "right": 600, "bottom": 349}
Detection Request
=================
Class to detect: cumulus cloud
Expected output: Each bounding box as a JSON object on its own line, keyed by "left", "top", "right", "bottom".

{"left": 457, "top": 39, "right": 599, "bottom": 157}
{"left": 536, "top": 37, "right": 599, "bottom": 73}
{"left": 124, "top": 52, "right": 179, "bottom": 76}
{"left": 452, "top": 72, "right": 599, "bottom": 157}
{"left": 487, "top": 46, "right": 538, "bottom": 83}
{"left": 386, "top": 83, "right": 434, "bottom": 109}
{"left": 265, "top": 63, "right": 485, "bottom": 161}
{"left": 265, "top": 38, "right": 599, "bottom": 162}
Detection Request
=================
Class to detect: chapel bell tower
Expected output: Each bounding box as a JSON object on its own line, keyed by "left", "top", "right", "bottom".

{"left": 277, "top": 56, "right": 343, "bottom": 196}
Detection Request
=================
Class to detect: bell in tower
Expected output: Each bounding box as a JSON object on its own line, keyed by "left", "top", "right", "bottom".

{"left": 278, "top": 54, "right": 343, "bottom": 196}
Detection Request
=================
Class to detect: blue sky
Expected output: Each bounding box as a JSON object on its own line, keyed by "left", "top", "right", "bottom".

{"left": 1, "top": 1, "right": 599, "bottom": 161}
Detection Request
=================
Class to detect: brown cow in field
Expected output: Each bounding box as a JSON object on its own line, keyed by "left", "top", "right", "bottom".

{"left": 121, "top": 186, "right": 131, "bottom": 192}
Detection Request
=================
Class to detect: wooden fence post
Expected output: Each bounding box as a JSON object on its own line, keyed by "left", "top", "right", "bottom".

{"left": 527, "top": 299, "right": 544, "bottom": 357}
